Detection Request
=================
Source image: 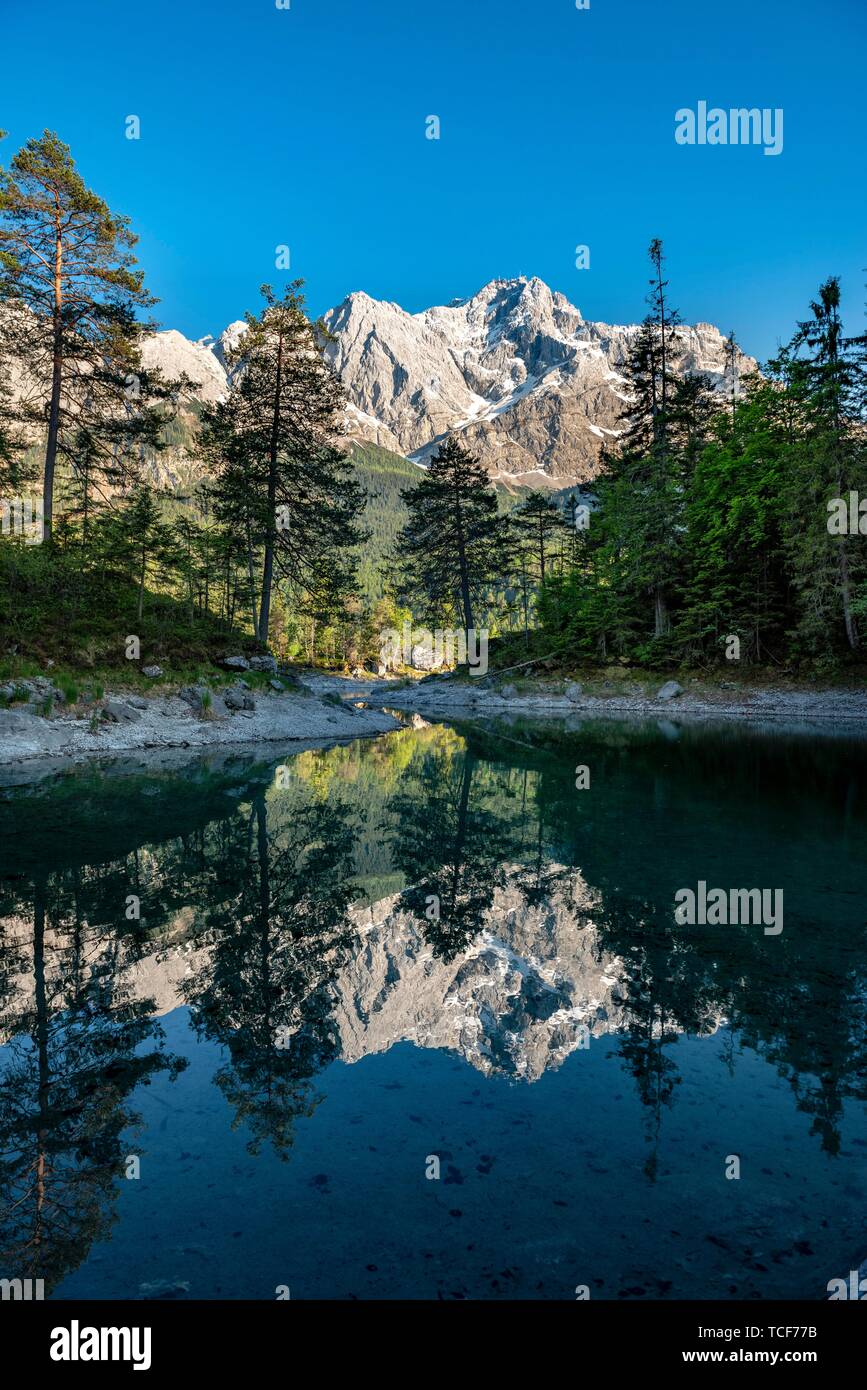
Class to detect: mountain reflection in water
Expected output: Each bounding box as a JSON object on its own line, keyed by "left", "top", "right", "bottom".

{"left": 1, "top": 717, "right": 865, "bottom": 1300}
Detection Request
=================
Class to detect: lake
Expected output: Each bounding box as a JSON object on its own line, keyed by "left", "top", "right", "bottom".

{"left": 1, "top": 715, "right": 865, "bottom": 1301}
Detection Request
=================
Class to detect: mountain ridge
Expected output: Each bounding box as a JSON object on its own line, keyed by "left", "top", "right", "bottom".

{"left": 142, "top": 276, "right": 757, "bottom": 488}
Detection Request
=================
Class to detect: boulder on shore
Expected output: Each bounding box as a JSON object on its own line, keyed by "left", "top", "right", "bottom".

{"left": 1, "top": 677, "right": 66, "bottom": 707}
{"left": 178, "top": 685, "right": 209, "bottom": 711}
{"left": 656, "top": 680, "right": 684, "bottom": 702}
{"left": 102, "top": 700, "right": 142, "bottom": 723}
{"left": 223, "top": 687, "right": 255, "bottom": 712}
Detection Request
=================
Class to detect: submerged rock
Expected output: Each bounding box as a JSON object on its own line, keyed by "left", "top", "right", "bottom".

{"left": 138, "top": 1279, "right": 191, "bottom": 1300}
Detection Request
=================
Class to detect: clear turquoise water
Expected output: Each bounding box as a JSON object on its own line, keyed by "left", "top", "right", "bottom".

{"left": 1, "top": 716, "right": 865, "bottom": 1300}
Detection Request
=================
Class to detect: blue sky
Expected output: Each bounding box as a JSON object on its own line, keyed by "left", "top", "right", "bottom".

{"left": 2, "top": 0, "right": 864, "bottom": 360}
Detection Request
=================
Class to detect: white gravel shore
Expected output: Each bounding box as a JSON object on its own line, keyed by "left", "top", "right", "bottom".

{"left": 301, "top": 671, "right": 867, "bottom": 732}
{"left": 3, "top": 669, "right": 866, "bottom": 777}
{"left": 0, "top": 686, "right": 398, "bottom": 768}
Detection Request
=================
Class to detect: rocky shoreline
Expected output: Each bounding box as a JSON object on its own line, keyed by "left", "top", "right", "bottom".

{"left": 302, "top": 670, "right": 867, "bottom": 733}
{"left": 3, "top": 664, "right": 866, "bottom": 776}
{"left": 0, "top": 674, "right": 398, "bottom": 772}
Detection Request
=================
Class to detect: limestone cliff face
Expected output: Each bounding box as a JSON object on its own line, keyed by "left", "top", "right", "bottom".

{"left": 140, "top": 329, "right": 227, "bottom": 404}
{"left": 2, "top": 279, "right": 754, "bottom": 490}
{"left": 0, "top": 870, "right": 632, "bottom": 1082}
{"left": 132, "top": 276, "right": 756, "bottom": 489}
{"left": 319, "top": 277, "right": 757, "bottom": 486}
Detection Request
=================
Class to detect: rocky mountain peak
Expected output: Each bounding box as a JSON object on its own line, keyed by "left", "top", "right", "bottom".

{"left": 319, "top": 276, "right": 755, "bottom": 485}
{"left": 138, "top": 276, "right": 756, "bottom": 488}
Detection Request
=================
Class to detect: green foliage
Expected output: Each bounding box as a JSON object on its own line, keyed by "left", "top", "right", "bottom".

{"left": 0, "top": 498, "right": 249, "bottom": 668}
{"left": 57, "top": 676, "right": 79, "bottom": 704}
{"left": 0, "top": 130, "right": 179, "bottom": 536}
{"left": 351, "top": 442, "right": 417, "bottom": 601}
{"left": 395, "top": 435, "right": 502, "bottom": 632}
{"left": 200, "top": 282, "right": 365, "bottom": 646}
{"left": 1, "top": 133, "right": 863, "bottom": 680}
{"left": 538, "top": 261, "right": 867, "bottom": 674}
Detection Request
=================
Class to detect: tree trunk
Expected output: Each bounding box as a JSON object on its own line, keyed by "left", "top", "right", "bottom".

{"left": 453, "top": 494, "right": 474, "bottom": 632}
{"left": 255, "top": 796, "right": 272, "bottom": 1052}
{"left": 33, "top": 879, "right": 50, "bottom": 1265}
{"left": 654, "top": 588, "right": 670, "bottom": 638}
{"left": 445, "top": 754, "right": 474, "bottom": 921}
{"left": 656, "top": 251, "right": 669, "bottom": 432}
{"left": 245, "top": 520, "right": 259, "bottom": 639}
{"left": 258, "top": 328, "right": 285, "bottom": 646}
{"left": 839, "top": 540, "right": 859, "bottom": 651}
{"left": 458, "top": 553, "right": 474, "bottom": 632}
{"left": 42, "top": 203, "right": 64, "bottom": 540}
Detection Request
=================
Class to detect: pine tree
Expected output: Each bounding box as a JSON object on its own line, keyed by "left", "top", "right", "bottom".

{"left": 201, "top": 283, "right": 365, "bottom": 645}
{"left": 595, "top": 239, "right": 685, "bottom": 648}
{"left": 509, "top": 491, "right": 569, "bottom": 586}
{"left": 724, "top": 329, "right": 740, "bottom": 427}
{"left": 99, "top": 485, "right": 172, "bottom": 622}
{"left": 0, "top": 131, "right": 173, "bottom": 538}
{"left": 668, "top": 371, "right": 717, "bottom": 474}
{"left": 785, "top": 277, "right": 866, "bottom": 653}
{"left": 678, "top": 381, "right": 792, "bottom": 663}
{"left": 396, "top": 436, "right": 501, "bottom": 632}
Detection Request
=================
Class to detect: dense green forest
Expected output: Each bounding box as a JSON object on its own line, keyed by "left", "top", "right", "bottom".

{"left": 539, "top": 246, "right": 867, "bottom": 673}
{"left": 1, "top": 130, "right": 864, "bottom": 682}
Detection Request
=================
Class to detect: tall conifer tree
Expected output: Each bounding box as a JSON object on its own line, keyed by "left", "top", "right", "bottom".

{"left": 396, "top": 436, "right": 501, "bottom": 632}
{"left": 0, "top": 131, "right": 172, "bottom": 537}
{"left": 201, "top": 283, "right": 364, "bottom": 645}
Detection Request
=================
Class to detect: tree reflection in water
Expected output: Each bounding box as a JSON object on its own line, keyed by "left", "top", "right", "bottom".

{"left": 1, "top": 716, "right": 865, "bottom": 1291}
